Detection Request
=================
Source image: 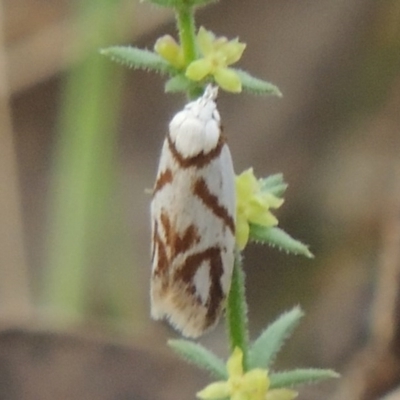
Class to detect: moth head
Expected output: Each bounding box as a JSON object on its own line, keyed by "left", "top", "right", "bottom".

{"left": 169, "top": 86, "right": 221, "bottom": 157}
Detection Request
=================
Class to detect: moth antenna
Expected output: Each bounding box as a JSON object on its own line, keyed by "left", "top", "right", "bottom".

{"left": 203, "top": 84, "right": 218, "bottom": 101}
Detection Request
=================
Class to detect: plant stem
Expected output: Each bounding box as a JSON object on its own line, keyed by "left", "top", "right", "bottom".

{"left": 175, "top": 4, "right": 198, "bottom": 99}
{"left": 226, "top": 250, "right": 249, "bottom": 370}
{"left": 176, "top": 5, "right": 196, "bottom": 64}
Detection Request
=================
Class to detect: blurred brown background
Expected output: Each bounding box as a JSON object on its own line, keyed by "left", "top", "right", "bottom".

{"left": 1, "top": 0, "right": 400, "bottom": 399}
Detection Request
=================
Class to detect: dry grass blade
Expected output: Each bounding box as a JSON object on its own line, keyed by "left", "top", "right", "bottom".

{"left": 0, "top": 0, "right": 32, "bottom": 320}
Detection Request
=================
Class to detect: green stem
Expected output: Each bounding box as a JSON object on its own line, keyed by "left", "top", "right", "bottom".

{"left": 226, "top": 250, "right": 249, "bottom": 370}
{"left": 175, "top": 4, "right": 198, "bottom": 99}
{"left": 176, "top": 5, "right": 196, "bottom": 64}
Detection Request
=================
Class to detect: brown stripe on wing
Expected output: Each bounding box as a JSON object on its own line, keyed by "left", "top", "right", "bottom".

{"left": 205, "top": 248, "right": 225, "bottom": 326}
{"left": 160, "top": 211, "right": 172, "bottom": 250}
{"left": 160, "top": 210, "right": 200, "bottom": 259}
{"left": 153, "top": 168, "right": 173, "bottom": 196}
{"left": 171, "top": 224, "right": 200, "bottom": 259}
{"left": 167, "top": 133, "right": 225, "bottom": 169}
{"left": 193, "top": 178, "right": 235, "bottom": 234}
{"left": 174, "top": 246, "right": 225, "bottom": 328}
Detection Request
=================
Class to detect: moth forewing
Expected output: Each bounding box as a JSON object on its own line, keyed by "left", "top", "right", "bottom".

{"left": 150, "top": 86, "right": 236, "bottom": 338}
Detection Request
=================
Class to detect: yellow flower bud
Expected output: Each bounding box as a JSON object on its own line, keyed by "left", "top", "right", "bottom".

{"left": 154, "top": 35, "right": 185, "bottom": 69}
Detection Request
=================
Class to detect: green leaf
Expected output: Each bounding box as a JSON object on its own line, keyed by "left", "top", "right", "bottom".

{"left": 100, "top": 46, "right": 174, "bottom": 74}
{"left": 249, "top": 226, "right": 314, "bottom": 258}
{"left": 235, "top": 69, "right": 282, "bottom": 96}
{"left": 143, "top": 0, "right": 218, "bottom": 7}
{"left": 168, "top": 339, "right": 227, "bottom": 379}
{"left": 165, "top": 74, "right": 193, "bottom": 93}
{"left": 270, "top": 369, "right": 340, "bottom": 389}
{"left": 259, "top": 173, "right": 288, "bottom": 198}
{"left": 248, "top": 307, "right": 304, "bottom": 369}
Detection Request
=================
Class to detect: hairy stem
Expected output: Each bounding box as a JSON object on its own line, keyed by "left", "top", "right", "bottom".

{"left": 175, "top": 4, "right": 198, "bottom": 99}
{"left": 226, "top": 250, "right": 249, "bottom": 370}
{"left": 176, "top": 5, "right": 196, "bottom": 64}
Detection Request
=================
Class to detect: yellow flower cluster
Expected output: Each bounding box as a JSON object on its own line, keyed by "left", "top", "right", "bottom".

{"left": 197, "top": 348, "right": 297, "bottom": 400}
{"left": 186, "top": 27, "right": 246, "bottom": 92}
{"left": 235, "top": 169, "right": 283, "bottom": 250}
{"left": 155, "top": 27, "right": 246, "bottom": 92}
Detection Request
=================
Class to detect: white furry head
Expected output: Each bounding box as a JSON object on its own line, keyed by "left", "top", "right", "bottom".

{"left": 169, "top": 86, "right": 221, "bottom": 157}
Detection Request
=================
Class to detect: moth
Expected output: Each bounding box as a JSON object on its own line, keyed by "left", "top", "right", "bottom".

{"left": 150, "top": 85, "right": 236, "bottom": 338}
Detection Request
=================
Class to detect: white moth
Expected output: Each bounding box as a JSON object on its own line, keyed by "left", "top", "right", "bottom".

{"left": 150, "top": 85, "right": 236, "bottom": 338}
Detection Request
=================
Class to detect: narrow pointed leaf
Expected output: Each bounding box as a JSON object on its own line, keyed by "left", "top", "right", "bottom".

{"left": 249, "top": 226, "right": 313, "bottom": 258}
{"left": 249, "top": 307, "right": 304, "bottom": 369}
{"left": 168, "top": 339, "right": 227, "bottom": 379}
{"left": 259, "top": 174, "right": 288, "bottom": 198}
{"left": 100, "top": 46, "right": 174, "bottom": 74}
{"left": 235, "top": 69, "right": 282, "bottom": 96}
{"left": 269, "top": 369, "right": 340, "bottom": 389}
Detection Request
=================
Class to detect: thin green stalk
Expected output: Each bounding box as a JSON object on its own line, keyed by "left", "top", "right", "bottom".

{"left": 175, "top": 4, "right": 199, "bottom": 99}
{"left": 176, "top": 5, "right": 197, "bottom": 64}
{"left": 226, "top": 250, "right": 249, "bottom": 370}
